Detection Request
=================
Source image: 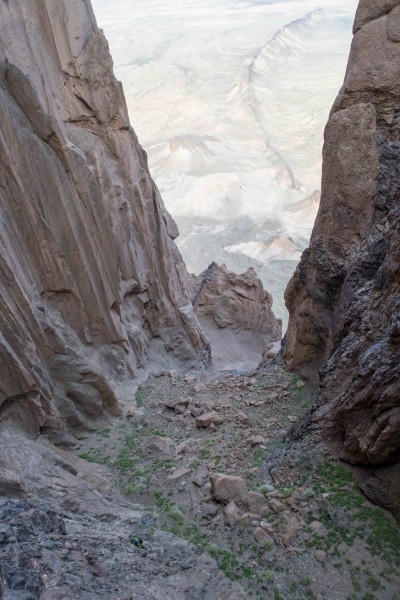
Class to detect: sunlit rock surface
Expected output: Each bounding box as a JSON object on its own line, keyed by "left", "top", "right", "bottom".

{"left": 92, "top": 0, "right": 357, "bottom": 324}
{"left": 0, "top": 0, "right": 208, "bottom": 443}
{"left": 192, "top": 263, "right": 282, "bottom": 371}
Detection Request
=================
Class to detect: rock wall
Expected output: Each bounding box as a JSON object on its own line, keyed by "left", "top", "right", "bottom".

{"left": 0, "top": 0, "right": 208, "bottom": 442}
{"left": 284, "top": 0, "right": 400, "bottom": 515}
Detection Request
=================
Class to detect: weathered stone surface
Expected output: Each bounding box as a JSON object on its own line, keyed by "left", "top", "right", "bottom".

{"left": 268, "top": 499, "right": 285, "bottom": 514}
{"left": 192, "top": 467, "right": 209, "bottom": 488}
{"left": 315, "top": 550, "right": 326, "bottom": 563}
{"left": 223, "top": 500, "right": 241, "bottom": 527}
{"left": 0, "top": 428, "right": 131, "bottom": 517}
{"left": 359, "top": 465, "right": 400, "bottom": 521}
{"left": 283, "top": 0, "right": 400, "bottom": 517}
{"left": 193, "top": 262, "right": 281, "bottom": 340}
{"left": 247, "top": 435, "right": 266, "bottom": 447}
{"left": 0, "top": 0, "right": 208, "bottom": 442}
{"left": 164, "top": 397, "right": 190, "bottom": 410}
{"left": 210, "top": 473, "right": 249, "bottom": 505}
{"left": 253, "top": 527, "right": 273, "bottom": 546}
{"left": 237, "top": 513, "right": 252, "bottom": 528}
{"left": 167, "top": 468, "right": 191, "bottom": 483}
{"left": 144, "top": 436, "right": 174, "bottom": 457}
{"left": 196, "top": 411, "right": 224, "bottom": 428}
{"left": 353, "top": 0, "right": 399, "bottom": 33}
{"left": 0, "top": 498, "right": 245, "bottom": 599}
{"left": 245, "top": 491, "right": 266, "bottom": 514}
{"left": 203, "top": 502, "right": 219, "bottom": 517}
{"left": 284, "top": 102, "right": 379, "bottom": 381}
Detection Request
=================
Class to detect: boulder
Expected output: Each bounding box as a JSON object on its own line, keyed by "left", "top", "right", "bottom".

{"left": 223, "top": 501, "right": 241, "bottom": 527}
{"left": 196, "top": 412, "right": 224, "bottom": 428}
{"left": 144, "top": 436, "right": 174, "bottom": 457}
{"left": 245, "top": 491, "right": 266, "bottom": 514}
{"left": 268, "top": 499, "right": 285, "bottom": 514}
{"left": 210, "top": 473, "right": 249, "bottom": 505}
{"left": 167, "top": 468, "right": 191, "bottom": 483}
{"left": 192, "top": 467, "right": 209, "bottom": 488}
{"left": 192, "top": 263, "right": 281, "bottom": 340}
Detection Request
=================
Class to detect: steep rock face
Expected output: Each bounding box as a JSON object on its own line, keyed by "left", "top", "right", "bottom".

{"left": 0, "top": 0, "right": 208, "bottom": 442}
{"left": 192, "top": 263, "right": 281, "bottom": 371}
{"left": 284, "top": 0, "right": 400, "bottom": 514}
{"left": 193, "top": 263, "right": 281, "bottom": 339}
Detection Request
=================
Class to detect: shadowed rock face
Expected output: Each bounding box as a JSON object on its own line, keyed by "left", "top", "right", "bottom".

{"left": 284, "top": 0, "right": 400, "bottom": 515}
{"left": 0, "top": 0, "right": 208, "bottom": 441}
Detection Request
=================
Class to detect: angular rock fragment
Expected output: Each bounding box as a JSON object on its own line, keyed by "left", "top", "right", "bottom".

{"left": 223, "top": 501, "right": 241, "bottom": 527}
{"left": 210, "top": 473, "right": 249, "bottom": 505}
{"left": 196, "top": 412, "right": 224, "bottom": 428}
{"left": 192, "top": 467, "right": 209, "bottom": 488}
{"left": 268, "top": 499, "right": 285, "bottom": 514}
{"left": 167, "top": 468, "right": 191, "bottom": 483}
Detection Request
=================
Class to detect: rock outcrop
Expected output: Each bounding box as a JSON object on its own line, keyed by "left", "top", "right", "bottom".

{"left": 191, "top": 263, "right": 281, "bottom": 370}
{"left": 284, "top": 0, "right": 400, "bottom": 516}
{"left": 193, "top": 263, "right": 281, "bottom": 339}
{"left": 0, "top": 0, "right": 208, "bottom": 442}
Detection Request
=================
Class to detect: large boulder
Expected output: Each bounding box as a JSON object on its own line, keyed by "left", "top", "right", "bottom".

{"left": 210, "top": 473, "right": 249, "bottom": 505}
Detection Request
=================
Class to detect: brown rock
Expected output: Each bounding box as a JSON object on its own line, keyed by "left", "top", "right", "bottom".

{"left": 281, "top": 526, "right": 301, "bottom": 546}
{"left": 164, "top": 397, "right": 191, "bottom": 412}
{"left": 223, "top": 501, "right": 241, "bottom": 527}
{"left": 315, "top": 550, "right": 326, "bottom": 563}
{"left": 203, "top": 503, "right": 219, "bottom": 517}
{"left": 268, "top": 499, "right": 284, "bottom": 514}
{"left": 175, "top": 441, "right": 190, "bottom": 455}
{"left": 210, "top": 473, "right": 249, "bottom": 504}
{"left": 196, "top": 412, "right": 224, "bottom": 428}
{"left": 192, "top": 263, "right": 281, "bottom": 340}
{"left": 237, "top": 513, "right": 252, "bottom": 528}
{"left": 192, "top": 467, "right": 209, "bottom": 488}
{"left": 190, "top": 406, "right": 204, "bottom": 418}
{"left": 193, "top": 382, "right": 207, "bottom": 393}
{"left": 245, "top": 491, "right": 266, "bottom": 514}
{"left": 167, "top": 468, "right": 191, "bottom": 483}
{"left": 253, "top": 527, "right": 273, "bottom": 546}
{"left": 262, "top": 341, "right": 281, "bottom": 361}
{"left": 247, "top": 435, "right": 266, "bottom": 446}
{"left": 259, "top": 521, "right": 273, "bottom": 534}
{"left": 144, "top": 436, "right": 174, "bottom": 457}
{"left": 236, "top": 411, "right": 251, "bottom": 425}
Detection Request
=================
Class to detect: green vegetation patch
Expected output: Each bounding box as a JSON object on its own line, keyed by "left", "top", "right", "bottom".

{"left": 313, "top": 461, "right": 400, "bottom": 568}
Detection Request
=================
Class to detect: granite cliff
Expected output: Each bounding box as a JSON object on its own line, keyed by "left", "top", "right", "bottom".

{"left": 0, "top": 0, "right": 210, "bottom": 444}
{"left": 284, "top": 0, "right": 400, "bottom": 516}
